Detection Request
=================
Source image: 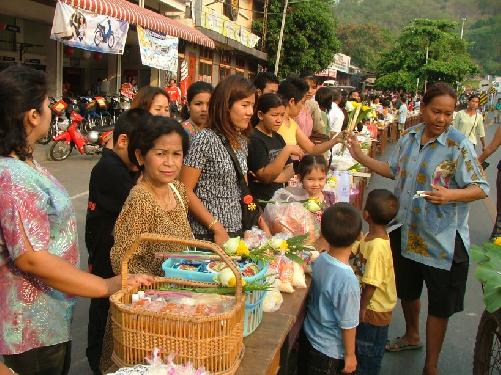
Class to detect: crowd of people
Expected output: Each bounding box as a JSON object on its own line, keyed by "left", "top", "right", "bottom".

{"left": 0, "top": 65, "right": 495, "bottom": 375}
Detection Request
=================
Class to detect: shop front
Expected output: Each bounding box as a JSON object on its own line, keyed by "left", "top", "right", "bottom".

{"left": 1, "top": 0, "right": 215, "bottom": 97}
{"left": 187, "top": 0, "right": 267, "bottom": 86}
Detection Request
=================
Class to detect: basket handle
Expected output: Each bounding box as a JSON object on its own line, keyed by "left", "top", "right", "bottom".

{"left": 120, "top": 233, "right": 242, "bottom": 300}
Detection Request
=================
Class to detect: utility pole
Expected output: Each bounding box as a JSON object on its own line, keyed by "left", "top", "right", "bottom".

{"left": 460, "top": 17, "right": 467, "bottom": 39}
{"left": 274, "top": 0, "right": 289, "bottom": 76}
{"left": 424, "top": 45, "right": 429, "bottom": 91}
{"left": 261, "top": 0, "right": 269, "bottom": 52}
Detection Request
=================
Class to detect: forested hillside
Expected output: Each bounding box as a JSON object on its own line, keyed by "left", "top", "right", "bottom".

{"left": 333, "top": 0, "right": 501, "bottom": 75}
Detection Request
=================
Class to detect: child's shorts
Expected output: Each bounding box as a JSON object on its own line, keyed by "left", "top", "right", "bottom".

{"left": 298, "top": 329, "right": 345, "bottom": 375}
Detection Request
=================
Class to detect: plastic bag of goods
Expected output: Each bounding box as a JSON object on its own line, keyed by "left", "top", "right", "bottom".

{"left": 264, "top": 188, "right": 316, "bottom": 244}
{"left": 268, "top": 255, "right": 294, "bottom": 293}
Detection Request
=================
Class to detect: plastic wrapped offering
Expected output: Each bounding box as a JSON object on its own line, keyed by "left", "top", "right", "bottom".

{"left": 264, "top": 188, "right": 316, "bottom": 244}
{"left": 129, "top": 290, "right": 235, "bottom": 316}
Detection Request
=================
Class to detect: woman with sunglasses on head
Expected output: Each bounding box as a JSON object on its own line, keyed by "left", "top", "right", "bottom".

{"left": 180, "top": 75, "right": 259, "bottom": 245}
{"left": 99, "top": 116, "right": 194, "bottom": 373}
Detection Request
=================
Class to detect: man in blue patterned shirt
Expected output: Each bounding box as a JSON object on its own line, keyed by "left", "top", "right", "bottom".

{"left": 348, "top": 83, "right": 488, "bottom": 375}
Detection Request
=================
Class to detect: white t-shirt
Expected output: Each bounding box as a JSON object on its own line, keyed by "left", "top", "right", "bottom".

{"left": 398, "top": 103, "right": 408, "bottom": 124}
{"left": 328, "top": 102, "right": 345, "bottom": 133}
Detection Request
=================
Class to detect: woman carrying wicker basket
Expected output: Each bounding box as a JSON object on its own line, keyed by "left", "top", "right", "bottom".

{"left": 0, "top": 65, "right": 154, "bottom": 375}
{"left": 100, "top": 116, "right": 194, "bottom": 373}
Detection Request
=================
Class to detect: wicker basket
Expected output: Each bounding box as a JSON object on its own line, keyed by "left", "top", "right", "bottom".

{"left": 109, "top": 234, "right": 245, "bottom": 374}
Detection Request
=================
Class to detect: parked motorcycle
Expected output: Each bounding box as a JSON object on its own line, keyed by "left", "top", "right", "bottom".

{"left": 47, "top": 111, "right": 113, "bottom": 161}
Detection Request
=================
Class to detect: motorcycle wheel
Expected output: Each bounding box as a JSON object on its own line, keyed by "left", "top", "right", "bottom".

{"left": 107, "top": 33, "right": 115, "bottom": 49}
{"left": 473, "top": 309, "right": 501, "bottom": 374}
{"left": 48, "top": 141, "right": 72, "bottom": 161}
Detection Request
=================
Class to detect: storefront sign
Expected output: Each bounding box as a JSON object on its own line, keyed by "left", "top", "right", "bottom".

{"left": 50, "top": 1, "right": 129, "bottom": 55}
{"left": 331, "top": 53, "right": 351, "bottom": 73}
{"left": 1, "top": 56, "right": 16, "bottom": 62}
{"left": 137, "top": 26, "right": 178, "bottom": 73}
{"left": 201, "top": 9, "right": 259, "bottom": 49}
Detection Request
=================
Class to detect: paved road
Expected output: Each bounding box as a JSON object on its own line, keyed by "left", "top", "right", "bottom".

{"left": 30, "top": 116, "right": 500, "bottom": 375}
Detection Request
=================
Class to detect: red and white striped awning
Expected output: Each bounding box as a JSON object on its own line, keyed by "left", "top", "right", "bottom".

{"left": 62, "top": 0, "right": 215, "bottom": 48}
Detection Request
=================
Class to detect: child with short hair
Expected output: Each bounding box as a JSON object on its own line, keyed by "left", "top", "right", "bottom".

{"left": 248, "top": 93, "right": 304, "bottom": 203}
{"left": 265, "top": 155, "right": 336, "bottom": 243}
{"left": 300, "top": 203, "right": 362, "bottom": 375}
{"left": 277, "top": 76, "right": 342, "bottom": 154}
{"left": 85, "top": 108, "right": 151, "bottom": 374}
{"left": 351, "top": 189, "right": 398, "bottom": 375}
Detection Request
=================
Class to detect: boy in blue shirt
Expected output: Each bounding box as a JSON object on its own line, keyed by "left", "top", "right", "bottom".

{"left": 300, "top": 203, "right": 362, "bottom": 374}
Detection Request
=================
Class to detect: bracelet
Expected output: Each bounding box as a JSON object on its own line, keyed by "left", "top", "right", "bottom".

{"left": 208, "top": 218, "right": 219, "bottom": 231}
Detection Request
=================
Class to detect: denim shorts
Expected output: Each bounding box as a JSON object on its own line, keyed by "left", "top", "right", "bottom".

{"left": 355, "top": 323, "right": 389, "bottom": 375}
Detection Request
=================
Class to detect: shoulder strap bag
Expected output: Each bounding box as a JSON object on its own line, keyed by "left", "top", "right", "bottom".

{"left": 218, "top": 134, "right": 262, "bottom": 232}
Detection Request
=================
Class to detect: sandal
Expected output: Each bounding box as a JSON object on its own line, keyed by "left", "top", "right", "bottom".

{"left": 385, "top": 336, "right": 423, "bottom": 352}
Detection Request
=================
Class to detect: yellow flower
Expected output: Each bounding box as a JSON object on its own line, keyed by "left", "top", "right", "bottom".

{"left": 248, "top": 202, "right": 257, "bottom": 211}
{"left": 236, "top": 240, "right": 250, "bottom": 257}
{"left": 494, "top": 237, "right": 501, "bottom": 246}
{"left": 362, "top": 105, "right": 370, "bottom": 111}
{"left": 280, "top": 240, "right": 289, "bottom": 253}
{"left": 327, "top": 177, "right": 337, "bottom": 188}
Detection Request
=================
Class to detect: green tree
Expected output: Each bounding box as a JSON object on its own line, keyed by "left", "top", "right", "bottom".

{"left": 336, "top": 23, "right": 394, "bottom": 72}
{"left": 333, "top": 0, "right": 500, "bottom": 75}
{"left": 466, "top": 15, "right": 501, "bottom": 75}
{"left": 253, "top": 0, "right": 340, "bottom": 77}
{"left": 375, "top": 19, "right": 478, "bottom": 91}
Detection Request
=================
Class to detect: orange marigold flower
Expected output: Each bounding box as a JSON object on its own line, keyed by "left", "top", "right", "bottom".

{"left": 243, "top": 194, "right": 254, "bottom": 205}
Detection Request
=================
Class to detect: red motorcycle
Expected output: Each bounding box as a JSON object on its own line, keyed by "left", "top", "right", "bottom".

{"left": 47, "top": 111, "right": 113, "bottom": 161}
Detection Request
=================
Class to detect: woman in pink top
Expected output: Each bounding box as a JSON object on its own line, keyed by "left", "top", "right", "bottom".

{"left": 295, "top": 76, "right": 318, "bottom": 137}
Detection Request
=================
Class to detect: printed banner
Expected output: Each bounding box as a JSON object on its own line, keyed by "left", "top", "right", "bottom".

{"left": 202, "top": 9, "right": 259, "bottom": 49}
{"left": 179, "top": 59, "right": 189, "bottom": 98}
{"left": 50, "top": 1, "right": 128, "bottom": 54}
{"left": 137, "top": 26, "right": 179, "bottom": 73}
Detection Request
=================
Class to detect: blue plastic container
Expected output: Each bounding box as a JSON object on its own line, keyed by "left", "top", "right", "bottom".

{"left": 162, "top": 256, "right": 268, "bottom": 336}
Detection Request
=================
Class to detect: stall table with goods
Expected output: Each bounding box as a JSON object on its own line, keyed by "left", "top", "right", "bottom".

{"left": 107, "top": 135, "right": 373, "bottom": 375}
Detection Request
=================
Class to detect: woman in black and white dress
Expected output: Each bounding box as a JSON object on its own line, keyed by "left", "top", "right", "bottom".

{"left": 180, "top": 75, "right": 256, "bottom": 244}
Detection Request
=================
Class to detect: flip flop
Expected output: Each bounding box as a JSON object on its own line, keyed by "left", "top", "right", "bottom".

{"left": 385, "top": 336, "right": 423, "bottom": 352}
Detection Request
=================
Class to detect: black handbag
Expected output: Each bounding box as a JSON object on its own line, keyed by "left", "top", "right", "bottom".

{"left": 219, "top": 135, "right": 262, "bottom": 231}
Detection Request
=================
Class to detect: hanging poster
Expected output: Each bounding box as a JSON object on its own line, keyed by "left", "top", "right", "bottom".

{"left": 137, "top": 26, "right": 179, "bottom": 74}
{"left": 50, "top": 1, "right": 128, "bottom": 54}
{"left": 179, "top": 59, "right": 189, "bottom": 98}
{"left": 201, "top": 9, "right": 259, "bottom": 49}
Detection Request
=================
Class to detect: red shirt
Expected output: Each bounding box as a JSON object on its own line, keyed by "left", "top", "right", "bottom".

{"left": 166, "top": 86, "right": 181, "bottom": 102}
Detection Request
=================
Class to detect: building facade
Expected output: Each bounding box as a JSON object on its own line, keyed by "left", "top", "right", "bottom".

{"left": 0, "top": 0, "right": 266, "bottom": 96}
